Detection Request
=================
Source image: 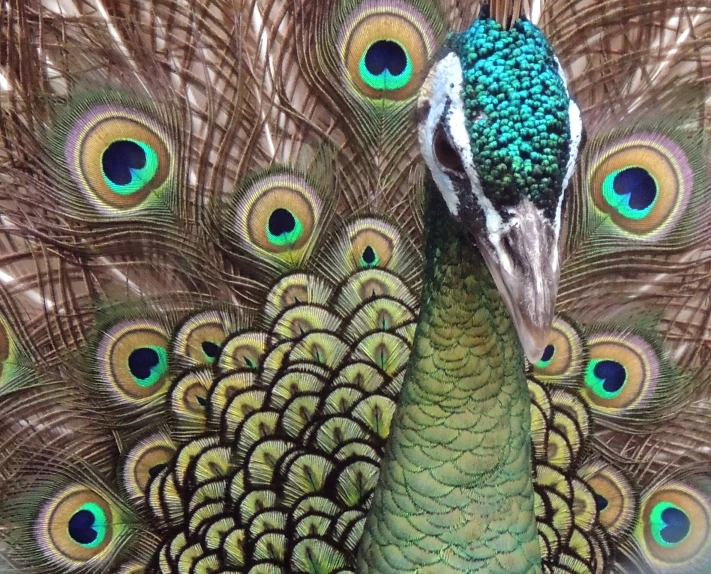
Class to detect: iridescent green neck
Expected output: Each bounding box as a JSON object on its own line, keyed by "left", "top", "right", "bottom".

{"left": 357, "top": 180, "right": 541, "bottom": 574}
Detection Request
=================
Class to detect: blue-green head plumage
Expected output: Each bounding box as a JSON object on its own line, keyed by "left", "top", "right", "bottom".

{"left": 451, "top": 17, "right": 572, "bottom": 216}
{"left": 417, "top": 12, "right": 582, "bottom": 362}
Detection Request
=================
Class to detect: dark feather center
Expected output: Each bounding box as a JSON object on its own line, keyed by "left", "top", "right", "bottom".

{"left": 102, "top": 140, "right": 146, "bottom": 185}
{"left": 613, "top": 167, "right": 656, "bottom": 210}
{"left": 202, "top": 341, "right": 220, "bottom": 358}
{"left": 269, "top": 208, "right": 296, "bottom": 236}
{"left": 362, "top": 245, "right": 377, "bottom": 264}
{"left": 68, "top": 509, "right": 98, "bottom": 545}
{"left": 661, "top": 506, "right": 691, "bottom": 544}
{"left": 365, "top": 40, "right": 407, "bottom": 76}
{"left": 593, "top": 360, "right": 626, "bottom": 393}
{"left": 595, "top": 494, "right": 609, "bottom": 512}
{"left": 541, "top": 344, "right": 555, "bottom": 362}
{"left": 128, "top": 347, "right": 160, "bottom": 380}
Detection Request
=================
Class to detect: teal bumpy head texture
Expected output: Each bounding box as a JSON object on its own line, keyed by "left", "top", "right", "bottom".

{"left": 451, "top": 17, "right": 571, "bottom": 216}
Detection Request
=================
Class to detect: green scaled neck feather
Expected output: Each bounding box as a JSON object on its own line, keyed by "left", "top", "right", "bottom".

{"left": 358, "top": 178, "right": 541, "bottom": 574}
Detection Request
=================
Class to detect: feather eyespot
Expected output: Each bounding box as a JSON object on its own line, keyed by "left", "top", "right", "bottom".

{"left": 96, "top": 319, "right": 171, "bottom": 403}
{"left": 346, "top": 297, "right": 415, "bottom": 338}
{"left": 581, "top": 333, "right": 658, "bottom": 413}
{"left": 537, "top": 344, "right": 555, "bottom": 368}
{"left": 37, "top": 485, "right": 120, "bottom": 567}
{"left": 169, "top": 368, "right": 213, "bottom": 438}
{"left": 579, "top": 461, "right": 638, "bottom": 538}
{"left": 336, "top": 268, "right": 418, "bottom": 314}
{"left": 572, "top": 323, "right": 689, "bottom": 427}
{"left": 267, "top": 208, "right": 303, "bottom": 246}
{"left": 533, "top": 316, "right": 584, "bottom": 384}
{"left": 53, "top": 95, "right": 175, "bottom": 215}
{"left": 225, "top": 168, "right": 331, "bottom": 271}
{"left": 588, "top": 133, "right": 692, "bottom": 239}
{"left": 338, "top": 1, "right": 440, "bottom": 100}
{"left": 585, "top": 358, "right": 627, "bottom": 400}
{"left": 217, "top": 331, "right": 267, "bottom": 373}
{"left": 262, "top": 273, "right": 336, "bottom": 330}
{"left": 311, "top": 216, "right": 420, "bottom": 290}
{"left": 348, "top": 221, "right": 397, "bottom": 269}
{"left": 636, "top": 475, "right": 711, "bottom": 571}
{"left": 101, "top": 138, "right": 162, "bottom": 197}
{"left": 649, "top": 501, "right": 691, "bottom": 547}
{"left": 271, "top": 305, "right": 341, "bottom": 341}
{"left": 602, "top": 167, "right": 657, "bottom": 219}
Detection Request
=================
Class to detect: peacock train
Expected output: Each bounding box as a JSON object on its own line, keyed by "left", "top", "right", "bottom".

{"left": 0, "top": 1, "right": 710, "bottom": 573}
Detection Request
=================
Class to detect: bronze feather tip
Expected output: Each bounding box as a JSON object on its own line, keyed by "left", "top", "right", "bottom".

{"left": 480, "top": 0, "right": 531, "bottom": 29}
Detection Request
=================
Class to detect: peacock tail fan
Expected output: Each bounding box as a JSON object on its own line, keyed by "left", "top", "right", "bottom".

{"left": 0, "top": 1, "right": 710, "bottom": 573}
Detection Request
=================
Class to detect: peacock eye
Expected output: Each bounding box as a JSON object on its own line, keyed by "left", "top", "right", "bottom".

{"left": 433, "top": 124, "right": 466, "bottom": 177}
{"left": 101, "top": 139, "right": 158, "bottom": 194}
{"left": 337, "top": 2, "right": 438, "bottom": 101}
{"left": 360, "top": 40, "right": 411, "bottom": 91}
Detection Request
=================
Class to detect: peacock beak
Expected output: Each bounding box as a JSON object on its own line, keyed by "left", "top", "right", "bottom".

{"left": 474, "top": 199, "right": 560, "bottom": 363}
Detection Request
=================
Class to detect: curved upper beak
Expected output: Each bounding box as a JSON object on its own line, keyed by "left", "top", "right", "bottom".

{"left": 474, "top": 199, "right": 560, "bottom": 363}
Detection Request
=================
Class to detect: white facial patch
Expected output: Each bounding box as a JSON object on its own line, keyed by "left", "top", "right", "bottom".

{"left": 562, "top": 100, "right": 583, "bottom": 193}
{"left": 556, "top": 99, "right": 583, "bottom": 245}
{"left": 417, "top": 52, "right": 505, "bottom": 236}
{"left": 553, "top": 57, "right": 583, "bottom": 240}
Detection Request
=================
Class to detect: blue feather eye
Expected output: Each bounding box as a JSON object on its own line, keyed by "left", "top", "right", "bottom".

{"left": 589, "top": 134, "right": 692, "bottom": 239}
{"left": 359, "top": 40, "right": 413, "bottom": 91}
{"left": 225, "top": 168, "right": 331, "bottom": 272}
{"left": 127, "top": 346, "right": 168, "bottom": 388}
{"left": 201, "top": 341, "right": 220, "bottom": 361}
{"left": 101, "top": 139, "right": 160, "bottom": 195}
{"left": 535, "top": 344, "right": 555, "bottom": 369}
{"left": 636, "top": 475, "right": 711, "bottom": 571}
{"left": 171, "top": 310, "right": 239, "bottom": 369}
{"left": 338, "top": 1, "right": 438, "bottom": 100}
{"left": 585, "top": 358, "right": 627, "bottom": 399}
{"left": 533, "top": 317, "right": 584, "bottom": 383}
{"left": 168, "top": 369, "right": 213, "bottom": 438}
{"left": 68, "top": 503, "right": 108, "bottom": 548}
{"left": 266, "top": 208, "right": 305, "bottom": 246}
{"left": 595, "top": 494, "right": 609, "bottom": 511}
{"left": 36, "top": 485, "right": 121, "bottom": 567}
{"left": 360, "top": 245, "right": 379, "bottom": 267}
{"left": 96, "top": 319, "right": 171, "bottom": 403}
{"left": 601, "top": 166, "right": 658, "bottom": 220}
{"left": 581, "top": 333, "right": 658, "bottom": 413}
{"left": 650, "top": 502, "right": 691, "bottom": 546}
{"left": 345, "top": 219, "right": 400, "bottom": 272}
{"left": 53, "top": 96, "right": 174, "bottom": 214}
{"left": 580, "top": 461, "right": 637, "bottom": 538}
{"left": 122, "top": 433, "right": 176, "bottom": 507}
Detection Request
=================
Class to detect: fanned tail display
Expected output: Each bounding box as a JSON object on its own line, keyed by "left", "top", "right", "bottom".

{"left": 0, "top": 1, "right": 710, "bottom": 573}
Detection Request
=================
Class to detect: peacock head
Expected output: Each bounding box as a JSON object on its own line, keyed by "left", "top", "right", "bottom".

{"left": 417, "top": 14, "right": 582, "bottom": 363}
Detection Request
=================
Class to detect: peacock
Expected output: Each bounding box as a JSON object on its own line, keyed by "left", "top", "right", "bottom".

{"left": 1, "top": 0, "right": 710, "bottom": 572}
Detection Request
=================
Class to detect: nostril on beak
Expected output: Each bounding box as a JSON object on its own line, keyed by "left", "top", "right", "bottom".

{"left": 501, "top": 231, "right": 525, "bottom": 271}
